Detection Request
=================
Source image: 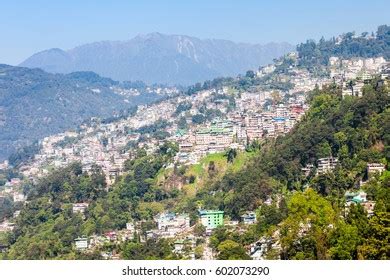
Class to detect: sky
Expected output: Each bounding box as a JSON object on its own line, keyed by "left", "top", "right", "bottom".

{"left": 1, "top": 0, "right": 389, "bottom": 65}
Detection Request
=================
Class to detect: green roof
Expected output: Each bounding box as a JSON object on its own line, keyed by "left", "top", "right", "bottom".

{"left": 352, "top": 197, "right": 364, "bottom": 203}
{"left": 196, "top": 128, "right": 231, "bottom": 134}
{"left": 175, "top": 129, "right": 187, "bottom": 136}
{"left": 199, "top": 210, "right": 224, "bottom": 215}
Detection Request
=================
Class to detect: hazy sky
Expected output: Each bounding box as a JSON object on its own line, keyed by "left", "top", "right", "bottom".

{"left": 1, "top": 0, "right": 389, "bottom": 65}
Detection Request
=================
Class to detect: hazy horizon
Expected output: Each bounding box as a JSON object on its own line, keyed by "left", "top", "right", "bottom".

{"left": 1, "top": 0, "right": 390, "bottom": 65}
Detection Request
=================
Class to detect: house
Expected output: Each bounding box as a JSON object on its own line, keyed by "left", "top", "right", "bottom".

{"left": 317, "top": 157, "right": 338, "bottom": 175}
{"left": 72, "top": 202, "right": 89, "bottom": 214}
{"left": 301, "top": 164, "right": 314, "bottom": 177}
{"left": 367, "top": 163, "right": 386, "bottom": 174}
{"left": 126, "top": 222, "right": 135, "bottom": 232}
{"left": 13, "top": 210, "right": 21, "bottom": 218}
{"left": 199, "top": 210, "right": 224, "bottom": 230}
{"left": 105, "top": 231, "right": 117, "bottom": 241}
{"left": 0, "top": 160, "right": 8, "bottom": 170}
{"left": 352, "top": 81, "right": 364, "bottom": 97}
{"left": 10, "top": 178, "right": 21, "bottom": 186}
{"left": 361, "top": 201, "right": 376, "bottom": 217}
{"left": 0, "top": 220, "right": 15, "bottom": 232}
{"left": 13, "top": 193, "right": 26, "bottom": 203}
{"left": 154, "top": 212, "right": 190, "bottom": 237}
{"left": 75, "top": 237, "right": 88, "bottom": 250}
{"left": 249, "top": 238, "right": 269, "bottom": 260}
{"left": 0, "top": 244, "right": 9, "bottom": 253}
{"left": 241, "top": 211, "right": 257, "bottom": 224}
{"left": 173, "top": 239, "right": 185, "bottom": 254}
{"left": 345, "top": 190, "right": 367, "bottom": 204}
{"left": 345, "top": 190, "right": 375, "bottom": 217}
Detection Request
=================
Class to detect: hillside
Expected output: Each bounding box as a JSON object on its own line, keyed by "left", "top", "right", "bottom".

{"left": 19, "top": 33, "right": 294, "bottom": 85}
{"left": 297, "top": 25, "right": 390, "bottom": 69}
{"left": 2, "top": 77, "right": 389, "bottom": 260}
{"left": 0, "top": 65, "right": 162, "bottom": 160}
{"left": 197, "top": 79, "right": 390, "bottom": 259}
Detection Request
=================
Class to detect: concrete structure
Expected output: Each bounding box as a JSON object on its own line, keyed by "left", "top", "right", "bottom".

{"left": 367, "top": 163, "right": 386, "bottom": 174}
{"left": 75, "top": 237, "right": 88, "bottom": 250}
{"left": 173, "top": 239, "right": 185, "bottom": 254}
{"left": 345, "top": 190, "right": 376, "bottom": 217}
{"left": 241, "top": 211, "right": 257, "bottom": 224}
{"left": 317, "top": 157, "right": 338, "bottom": 175}
{"left": 345, "top": 190, "right": 367, "bottom": 204}
{"left": 199, "top": 210, "right": 224, "bottom": 230}
{"left": 72, "top": 202, "right": 89, "bottom": 214}
{"left": 153, "top": 212, "right": 190, "bottom": 238}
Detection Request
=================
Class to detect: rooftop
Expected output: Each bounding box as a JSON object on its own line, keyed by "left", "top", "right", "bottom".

{"left": 199, "top": 210, "right": 224, "bottom": 215}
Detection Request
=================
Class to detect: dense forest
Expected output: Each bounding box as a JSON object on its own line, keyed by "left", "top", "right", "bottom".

{"left": 297, "top": 25, "right": 390, "bottom": 68}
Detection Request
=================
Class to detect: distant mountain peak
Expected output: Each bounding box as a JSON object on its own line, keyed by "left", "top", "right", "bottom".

{"left": 135, "top": 31, "right": 165, "bottom": 39}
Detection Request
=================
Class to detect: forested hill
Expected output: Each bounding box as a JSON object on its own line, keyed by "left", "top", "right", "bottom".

{"left": 297, "top": 25, "right": 390, "bottom": 67}
{"left": 0, "top": 65, "right": 162, "bottom": 161}
{"left": 209, "top": 78, "right": 389, "bottom": 211}
{"left": 201, "top": 78, "right": 390, "bottom": 259}
{"left": 1, "top": 77, "right": 389, "bottom": 260}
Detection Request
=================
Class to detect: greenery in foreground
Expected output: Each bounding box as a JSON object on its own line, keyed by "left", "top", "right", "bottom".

{"left": 1, "top": 79, "right": 389, "bottom": 260}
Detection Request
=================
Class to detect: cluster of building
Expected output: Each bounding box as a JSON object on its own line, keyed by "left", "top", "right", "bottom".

{"left": 0, "top": 176, "right": 26, "bottom": 229}
{"left": 0, "top": 219, "right": 15, "bottom": 233}
{"left": 17, "top": 52, "right": 389, "bottom": 186}
{"left": 18, "top": 99, "right": 179, "bottom": 186}
{"left": 147, "top": 212, "right": 191, "bottom": 238}
{"left": 344, "top": 190, "right": 376, "bottom": 217}
{"left": 16, "top": 49, "right": 344, "bottom": 179}
{"left": 71, "top": 208, "right": 261, "bottom": 259}
{"left": 74, "top": 222, "right": 137, "bottom": 254}
{"left": 110, "top": 85, "right": 179, "bottom": 98}
{"left": 343, "top": 162, "right": 386, "bottom": 217}
{"left": 175, "top": 99, "right": 308, "bottom": 164}
{"left": 2, "top": 50, "right": 388, "bottom": 259}
{"left": 329, "top": 56, "right": 389, "bottom": 98}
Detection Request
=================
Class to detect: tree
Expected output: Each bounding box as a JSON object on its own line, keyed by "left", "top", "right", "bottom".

{"left": 210, "top": 227, "right": 229, "bottom": 249}
{"left": 217, "top": 240, "right": 251, "bottom": 260}
{"left": 225, "top": 148, "right": 237, "bottom": 163}
{"left": 271, "top": 90, "right": 282, "bottom": 105}
{"left": 328, "top": 222, "right": 360, "bottom": 259}
{"left": 194, "top": 223, "right": 206, "bottom": 237}
{"left": 280, "top": 189, "right": 336, "bottom": 260}
{"left": 245, "top": 70, "right": 255, "bottom": 79}
{"left": 208, "top": 161, "right": 217, "bottom": 177}
{"left": 177, "top": 116, "right": 187, "bottom": 130}
{"left": 191, "top": 114, "right": 206, "bottom": 124}
{"left": 317, "top": 141, "right": 332, "bottom": 158}
{"left": 357, "top": 212, "right": 390, "bottom": 259}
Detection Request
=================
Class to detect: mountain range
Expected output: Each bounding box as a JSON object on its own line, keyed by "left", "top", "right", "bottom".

{"left": 0, "top": 65, "right": 161, "bottom": 161}
{"left": 19, "top": 33, "right": 294, "bottom": 85}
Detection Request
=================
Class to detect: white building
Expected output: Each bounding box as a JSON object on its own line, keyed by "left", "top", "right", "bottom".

{"left": 72, "top": 202, "right": 89, "bottom": 214}
{"left": 75, "top": 237, "right": 88, "bottom": 250}
{"left": 367, "top": 163, "right": 386, "bottom": 174}
{"left": 317, "top": 157, "right": 338, "bottom": 175}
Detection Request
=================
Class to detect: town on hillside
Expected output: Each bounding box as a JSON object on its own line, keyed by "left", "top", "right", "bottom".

{"left": 1, "top": 47, "right": 389, "bottom": 259}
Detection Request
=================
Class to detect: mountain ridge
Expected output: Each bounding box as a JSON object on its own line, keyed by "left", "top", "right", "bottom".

{"left": 20, "top": 33, "right": 294, "bottom": 85}
{"left": 0, "top": 64, "right": 163, "bottom": 160}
